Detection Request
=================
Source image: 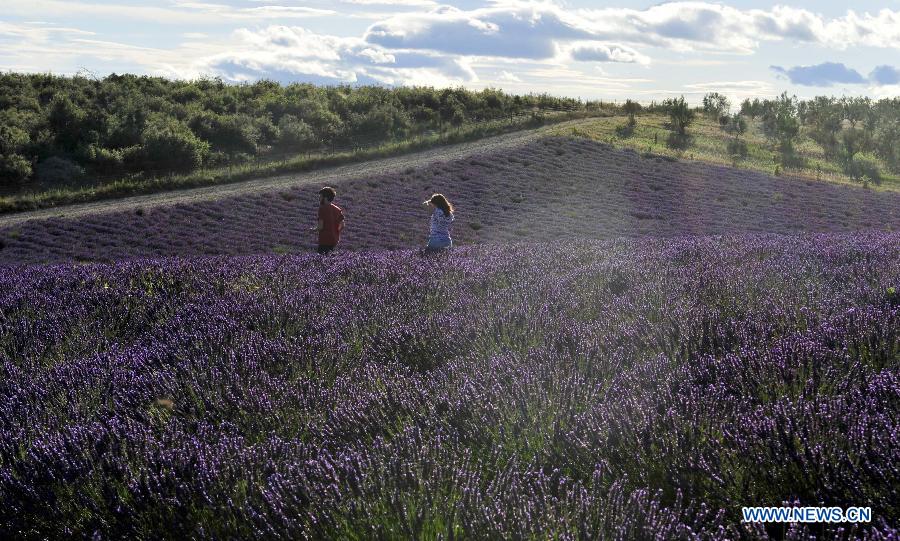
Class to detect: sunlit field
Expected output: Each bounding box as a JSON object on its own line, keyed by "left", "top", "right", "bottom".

{"left": 551, "top": 114, "right": 900, "bottom": 193}
{"left": 2, "top": 233, "right": 898, "bottom": 538}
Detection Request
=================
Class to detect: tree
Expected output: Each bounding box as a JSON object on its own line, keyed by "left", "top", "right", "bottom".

{"left": 804, "top": 96, "right": 842, "bottom": 160}
{"left": 702, "top": 92, "right": 729, "bottom": 118}
{"left": 0, "top": 122, "right": 32, "bottom": 185}
{"left": 348, "top": 104, "right": 404, "bottom": 143}
{"left": 724, "top": 113, "right": 748, "bottom": 160}
{"left": 848, "top": 152, "right": 881, "bottom": 184}
{"left": 189, "top": 112, "right": 259, "bottom": 156}
{"left": 623, "top": 99, "right": 641, "bottom": 126}
{"left": 873, "top": 119, "right": 900, "bottom": 172}
{"left": 663, "top": 96, "right": 695, "bottom": 135}
{"left": 439, "top": 94, "right": 465, "bottom": 131}
{"left": 724, "top": 113, "right": 747, "bottom": 137}
{"left": 142, "top": 114, "right": 208, "bottom": 172}
{"left": 762, "top": 92, "right": 800, "bottom": 165}
{"left": 276, "top": 115, "right": 316, "bottom": 153}
{"left": 47, "top": 95, "right": 87, "bottom": 152}
{"left": 840, "top": 128, "right": 867, "bottom": 163}
{"left": 740, "top": 98, "right": 762, "bottom": 119}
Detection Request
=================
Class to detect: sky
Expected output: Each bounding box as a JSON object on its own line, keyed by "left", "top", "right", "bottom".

{"left": 2, "top": 0, "right": 900, "bottom": 105}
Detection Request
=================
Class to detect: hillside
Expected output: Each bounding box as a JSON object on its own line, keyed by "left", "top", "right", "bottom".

{"left": 551, "top": 113, "right": 900, "bottom": 191}
{"left": 1, "top": 135, "right": 900, "bottom": 265}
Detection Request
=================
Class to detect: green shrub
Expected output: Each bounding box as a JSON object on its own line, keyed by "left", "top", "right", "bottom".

{"left": 35, "top": 156, "right": 85, "bottom": 186}
{"left": 848, "top": 152, "right": 881, "bottom": 184}
{"left": 727, "top": 139, "right": 748, "bottom": 158}
{"left": 142, "top": 114, "right": 209, "bottom": 172}
{"left": 276, "top": 115, "right": 316, "bottom": 153}
{"left": 662, "top": 96, "right": 695, "bottom": 135}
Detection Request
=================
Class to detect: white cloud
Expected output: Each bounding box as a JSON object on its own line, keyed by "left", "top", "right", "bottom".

{"left": 197, "top": 25, "right": 478, "bottom": 86}
{"left": 5, "top": 1, "right": 899, "bottom": 101}
{"left": 339, "top": 0, "right": 438, "bottom": 6}
{"left": 576, "top": 2, "right": 900, "bottom": 52}
{"left": 0, "top": 20, "right": 223, "bottom": 77}
{"left": 683, "top": 80, "right": 775, "bottom": 104}
{"left": 568, "top": 42, "right": 650, "bottom": 65}
{"left": 870, "top": 83, "right": 900, "bottom": 99}
{"left": 0, "top": 20, "right": 96, "bottom": 40}
{"left": 683, "top": 80, "right": 773, "bottom": 91}
{"left": 364, "top": 2, "right": 593, "bottom": 59}
{"left": 363, "top": 1, "right": 900, "bottom": 61}
{"left": 4, "top": 0, "right": 336, "bottom": 23}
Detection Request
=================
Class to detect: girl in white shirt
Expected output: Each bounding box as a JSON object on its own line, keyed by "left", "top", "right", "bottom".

{"left": 423, "top": 193, "right": 455, "bottom": 253}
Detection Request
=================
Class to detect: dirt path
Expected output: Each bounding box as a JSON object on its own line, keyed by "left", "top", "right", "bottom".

{"left": 0, "top": 118, "right": 593, "bottom": 228}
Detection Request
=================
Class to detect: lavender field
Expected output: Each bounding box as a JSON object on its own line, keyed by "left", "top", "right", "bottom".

{"left": 2, "top": 137, "right": 900, "bottom": 265}
{"left": 1, "top": 232, "right": 898, "bottom": 539}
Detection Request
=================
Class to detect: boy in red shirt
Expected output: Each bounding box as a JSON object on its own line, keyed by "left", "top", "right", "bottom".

{"left": 309, "top": 186, "right": 344, "bottom": 254}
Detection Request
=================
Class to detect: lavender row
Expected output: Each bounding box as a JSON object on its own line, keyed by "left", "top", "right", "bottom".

{"left": 3, "top": 137, "right": 900, "bottom": 265}
{"left": 1, "top": 232, "right": 898, "bottom": 538}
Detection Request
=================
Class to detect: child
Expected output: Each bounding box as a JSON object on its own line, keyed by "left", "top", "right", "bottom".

{"left": 423, "top": 193, "right": 454, "bottom": 253}
{"left": 310, "top": 186, "right": 344, "bottom": 254}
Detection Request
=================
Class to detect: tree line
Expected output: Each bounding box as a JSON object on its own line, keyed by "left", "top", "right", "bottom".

{"left": 0, "top": 73, "right": 586, "bottom": 190}
{"left": 646, "top": 92, "right": 899, "bottom": 183}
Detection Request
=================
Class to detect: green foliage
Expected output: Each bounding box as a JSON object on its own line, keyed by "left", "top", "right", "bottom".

{"left": 724, "top": 114, "right": 747, "bottom": 138}
{"left": 275, "top": 115, "right": 316, "bottom": 152}
{"left": 761, "top": 93, "right": 802, "bottom": 167}
{"left": 702, "top": 92, "right": 729, "bottom": 118}
{"left": 623, "top": 99, "right": 641, "bottom": 126}
{"left": 662, "top": 96, "right": 695, "bottom": 135}
{"left": 848, "top": 152, "right": 881, "bottom": 184}
{"left": 740, "top": 98, "right": 763, "bottom": 119}
{"left": 1, "top": 106, "right": 595, "bottom": 213}
{"left": 0, "top": 153, "right": 32, "bottom": 186}
{"left": 189, "top": 111, "right": 259, "bottom": 156}
{"left": 0, "top": 122, "right": 32, "bottom": 185}
{"left": 727, "top": 138, "right": 748, "bottom": 160}
{"left": 141, "top": 114, "right": 209, "bottom": 172}
{"left": 873, "top": 119, "right": 900, "bottom": 172}
{"left": 47, "top": 95, "right": 88, "bottom": 152}
{"left": 34, "top": 156, "right": 84, "bottom": 186}
{"left": 0, "top": 72, "right": 588, "bottom": 193}
{"left": 840, "top": 128, "right": 868, "bottom": 161}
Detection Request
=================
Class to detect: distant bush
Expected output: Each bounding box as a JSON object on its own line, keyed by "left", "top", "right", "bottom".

{"left": 702, "top": 92, "right": 730, "bottom": 119}
{"left": 848, "top": 152, "right": 881, "bottom": 184}
{"left": 727, "top": 139, "right": 748, "bottom": 158}
{"left": 615, "top": 123, "right": 635, "bottom": 138}
{"left": 77, "top": 144, "right": 124, "bottom": 172}
{"left": 34, "top": 156, "right": 85, "bottom": 186}
{"left": 666, "top": 132, "right": 693, "bottom": 150}
{"left": 0, "top": 123, "right": 32, "bottom": 186}
{"left": 0, "top": 153, "right": 32, "bottom": 187}
{"left": 276, "top": 115, "right": 317, "bottom": 153}
{"left": 142, "top": 115, "right": 209, "bottom": 172}
{"left": 623, "top": 99, "right": 641, "bottom": 126}
{"left": 724, "top": 113, "right": 748, "bottom": 164}
{"left": 662, "top": 96, "right": 695, "bottom": 135}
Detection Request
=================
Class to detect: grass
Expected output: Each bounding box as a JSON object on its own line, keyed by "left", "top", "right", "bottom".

{"left": 550, "top": 113, "right": 900, "bottom": 193}
{"left": 0, "top": 110, "right": 609, "bottom": 215}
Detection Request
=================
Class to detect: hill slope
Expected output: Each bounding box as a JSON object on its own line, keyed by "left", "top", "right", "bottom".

{"left": 2, "top": 136, "right": 900, "bottom": 265}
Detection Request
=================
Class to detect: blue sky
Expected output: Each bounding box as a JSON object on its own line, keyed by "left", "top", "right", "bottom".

{"left": 2, "top": 1, "right": 899, "bottom": 104}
